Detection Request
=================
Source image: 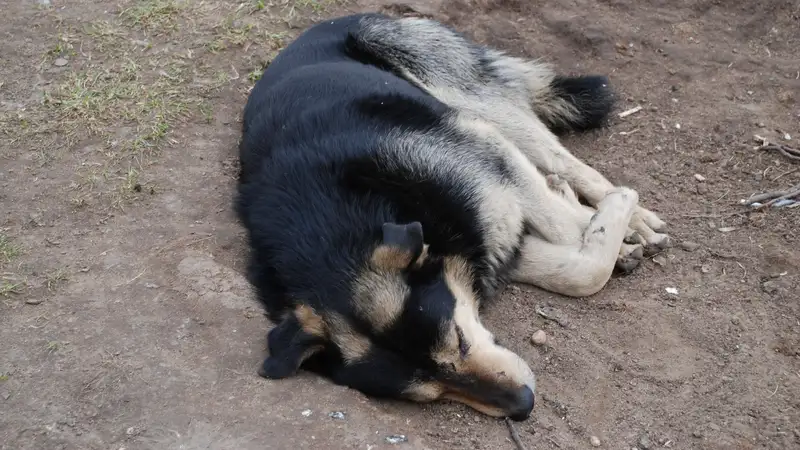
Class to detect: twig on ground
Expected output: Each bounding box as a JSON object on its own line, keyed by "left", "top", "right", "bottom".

{"left": 741, "top": 183, "right": 800, "bottom": 209}
{"left": 680, "top": 211, "right": 748, "bottom": 219}
{"left": 505, "top": 418, "right": 528, "bottom": 450}
{"left": 754, "top": 135, "right": 800, "bottom": 162}
{"left": 772, "top": 168, "right": 799, "bottom": 181}
{"left": 617, "top": 105, "right": 642, "bottom": 118}
{"left": 535, "top": 307, "right": 569, "bottom": 328}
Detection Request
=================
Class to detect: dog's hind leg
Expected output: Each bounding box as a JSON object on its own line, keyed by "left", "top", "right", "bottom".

{"left": 347, "top": 15, "right": 669, "bottom": 252}
{"left": 547, "top": 174, "right": 644, "bottom": 273}
{"left": 510, "top": 187, "right": 639, "bottom": 297}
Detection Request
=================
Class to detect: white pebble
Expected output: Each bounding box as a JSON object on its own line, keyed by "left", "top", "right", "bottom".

{"left": 693, "top": 174, "right": 706, "bottom": 182}
{"left": 590, "top": 435, "right": 602, "bottom": 447}
{"left": 530, "top": 330, "right": 547, "bottom": 346}
{"left": 301, "top": 409, "right": 312, "bottom": 417}
{"left": 665, "top": 287, "right": 679, "bottom": 295}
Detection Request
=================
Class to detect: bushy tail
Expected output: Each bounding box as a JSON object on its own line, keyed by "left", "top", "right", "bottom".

{"left": 346, "top": 14, "right": 615, "bottom": 134}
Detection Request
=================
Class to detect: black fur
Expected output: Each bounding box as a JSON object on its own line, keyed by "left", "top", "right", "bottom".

{"left": 546, "top": 75, "right": 616, "bottom": 134}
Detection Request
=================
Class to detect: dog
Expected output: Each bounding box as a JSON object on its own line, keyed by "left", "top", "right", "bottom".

{"left": 235, "top": 13, "right": 670, "bottom": 421}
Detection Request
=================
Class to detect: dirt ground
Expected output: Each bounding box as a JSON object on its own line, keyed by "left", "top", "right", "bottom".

{"left": 1, "top": 0, "right": 798, "bottom": 449}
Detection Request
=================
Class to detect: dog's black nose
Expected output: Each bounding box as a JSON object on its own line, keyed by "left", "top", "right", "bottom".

{"left": 507, "top": 386, "right": 535, "bottom": 422}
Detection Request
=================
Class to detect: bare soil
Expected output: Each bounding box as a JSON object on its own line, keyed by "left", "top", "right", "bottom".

{"left": 1, "top": 0, "right": 798, "bottom": 449}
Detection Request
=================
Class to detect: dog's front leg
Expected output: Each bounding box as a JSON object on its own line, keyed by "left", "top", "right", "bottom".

{"left": 510, "top": 187, "right": 640, "bottom": 297}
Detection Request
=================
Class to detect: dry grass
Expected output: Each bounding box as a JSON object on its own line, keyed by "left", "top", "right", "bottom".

{"left": 3, "top": 0, "right": 341, "bottom": 210}
{"left": 45, "top": 268, "right": 70, "bottom": 291}
{"left": 0, "top": 234, "right": 21, "bottom": 263}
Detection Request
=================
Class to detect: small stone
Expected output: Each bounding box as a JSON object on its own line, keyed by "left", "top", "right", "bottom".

{"left": 301, "top": 409, "right": 312, "bottom": 417}
{"left": 385, "top": 435, "right": 408, "bottom": 444}
{"left": 652, "top": 255, "right": 667, "bottom": 267}
{"left": 125, "top": 427, "right": 139, "bottom": 436}
{"left": 675, "top": 123, "right": 681, "bottom": 129}
{"left": 696, "top": 184, "right": 708, "bottom": 195}
{"left": 590, "top": 435, "right": 602, "bottom": 447}
{"left": 1, "top": 391, "right": 10, "bottom": 400}
{"left": 328, "top": 411, "right": 346, "bottom": 420}
{"left": 638, "top": 434, "right": 652, "bottom": 450}
{"left": 54, "top": 58, "right": 68, "bottom": 67}
{"left": 679, "top": 241, "right": 700, "bottom": 252}
{"left": 144, "top": 283, "right": 159, "bottom": 289}
{"left": 730, "top": 316, "right": 740, "bottom": 325}
{"left": 693, "top": 174, "right": 706, "bottom": 182}
{"left": 761, "top": 280, "right": 787, "bottom": 295}
{"left": 756, "top": 122, "right": 766, "bottom": 128}
{"left": 25, "top": 298, "right": 43, "bottom": 305}
{"left": 530, "top": 330, "right": 547, "bottom": 346}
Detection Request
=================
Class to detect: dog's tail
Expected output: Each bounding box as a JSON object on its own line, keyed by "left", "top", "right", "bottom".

{"left": 346, "top": 15, "right": 615, "bottom": 134}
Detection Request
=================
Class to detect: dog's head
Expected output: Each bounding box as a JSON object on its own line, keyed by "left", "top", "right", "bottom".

{"left": 258, "top": 221, "right": 536, "bottom": 421}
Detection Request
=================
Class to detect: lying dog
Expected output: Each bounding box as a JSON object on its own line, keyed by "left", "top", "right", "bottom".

{"left": 235, "top": 13, "right": 670, "bottom": 421}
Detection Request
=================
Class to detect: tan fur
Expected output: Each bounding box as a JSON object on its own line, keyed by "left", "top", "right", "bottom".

{"left": 295, "top": 304, "right": 326, "bottom": 337}
{"left": 432, "top": 257, "right": 536, "bottom": 391}
{"left": 351, "top": 269, "right": 408, "bottom": 331}
{"left": 325, "top": 313, "right": 371, "bottom": 364}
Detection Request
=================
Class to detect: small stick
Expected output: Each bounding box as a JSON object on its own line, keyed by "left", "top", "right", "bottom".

{"left": 505, "top": 418, "right": 528, "bottom": 450}
{"left": 680, "top": 211, "right": 747, "bottom": 219}
{"left": 743, "top": 189, "right": 792, "bottom": 205}
{"left": 758, "top": 188, "right": 800, "bottom": 209}
{"left": 772, "top": 168, "right": 799, "bottom": 181}
{"left": 536, "top": 307, "right": 568, "bottom": 328}
{"left": 617, "top": 105, "right": 642, "bottom": 118}
{"left": 754, "top": 135, "right": 800, "bottom": 162}
{"left": 742, "top": 183, "right": 800, "bottom": 206}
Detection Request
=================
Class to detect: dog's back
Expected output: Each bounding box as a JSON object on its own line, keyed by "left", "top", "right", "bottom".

{"left": 239, "top": 14, "right": 442, "bottom": 182}
{"left": 236, "top": 14, "right": 463, "bottom": 320}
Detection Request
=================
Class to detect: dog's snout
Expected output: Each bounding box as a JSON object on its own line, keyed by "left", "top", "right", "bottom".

{"left": 507, "top": 386, "right": 535, "bottom": 422}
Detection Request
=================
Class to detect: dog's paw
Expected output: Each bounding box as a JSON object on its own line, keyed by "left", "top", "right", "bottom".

{"left": 257, "top": 357, "right": 296, "bottom": 379}
{"left": 615, "top": 243, "right": 644, "bottom": 274}
{"left": 636, "top": 206, "right": 667, "bottom": 232}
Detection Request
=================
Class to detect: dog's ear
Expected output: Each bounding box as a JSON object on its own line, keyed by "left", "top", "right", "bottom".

{"left": 371, "top": 221, "right": 428, "bottom": 270}
{"left": 258, "top": 306, "right": 326, "bottom": 379}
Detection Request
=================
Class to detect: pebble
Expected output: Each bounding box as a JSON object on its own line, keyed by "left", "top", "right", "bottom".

{"left": 590, "top": 436, "right": 602, "bottom": 447}
{"left": 693, "top": 174, "right": 706, "bottom": 182}
{"left": 696, "top": 184, "right": 708, "bottom": 195}
{"left": 652, "top": 255, "right": 667, "bottom": 267}
{"left": 530, "top": 330, "right": 547, "bottom": 346}
{"left": 54, "top": 58, "right": 68, "bottom": 67}
{"left": 638, "top": 434, "right": 652, "bottom": 450}
{"left": 328, "top": 411, "right": 346, "bottom": 420}
{"left": 679, "top": 241, "right": 700, "bottom": 252}
{"left": 385, "top": 435, "right": 408, "bottom": 444}
{"left": 761, "top": 279, "right": 787, "bottom": 295}
{"left": 301, "top": 409, "right": 312, "bottom": 417}
{"left": 25, "top": 298, "right": 43, "bottom": 305}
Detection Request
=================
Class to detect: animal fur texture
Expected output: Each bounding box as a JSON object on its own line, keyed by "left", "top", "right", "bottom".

{"left": 235, "top": 13, "right": 670, "bottom": 420}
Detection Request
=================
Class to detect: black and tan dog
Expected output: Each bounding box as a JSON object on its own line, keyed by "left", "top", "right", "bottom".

{"left": 235, "top": 13, "right": 670, "bottom": 421}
